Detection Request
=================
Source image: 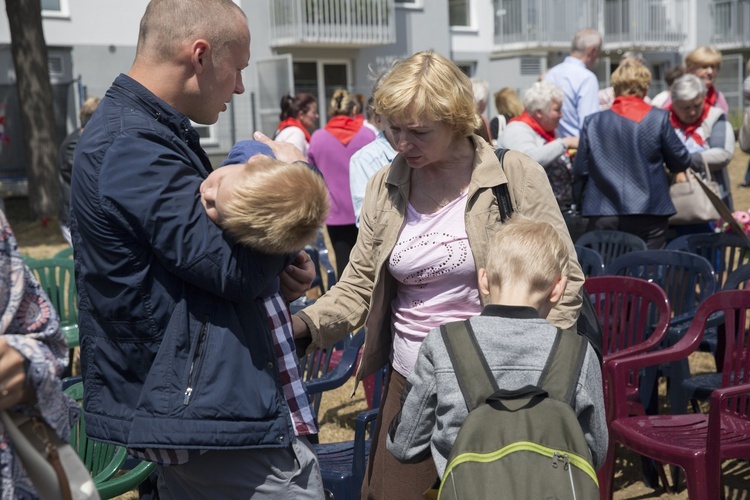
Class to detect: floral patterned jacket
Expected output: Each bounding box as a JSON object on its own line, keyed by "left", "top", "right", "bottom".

{"left": 0, "top": 210, "right": 80, "bottom": 499}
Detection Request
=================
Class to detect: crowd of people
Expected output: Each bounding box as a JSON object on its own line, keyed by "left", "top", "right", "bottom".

{"left": 6, "top": 0, "right": 750, "bottom": 497}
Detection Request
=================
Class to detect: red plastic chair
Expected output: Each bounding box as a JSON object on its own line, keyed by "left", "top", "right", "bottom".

{"left": 586, "top": 276, "right": 671, "bottom": 415}
{"left": 600, "top": 290, "right": 750, "bottom": 500}
{"left": 586, "top": 276, "right": 672, "bottom": 495}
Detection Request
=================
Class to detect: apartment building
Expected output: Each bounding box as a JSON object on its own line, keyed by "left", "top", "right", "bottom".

{"left": 0, "top": 0, "right": 748, "bottom": 180}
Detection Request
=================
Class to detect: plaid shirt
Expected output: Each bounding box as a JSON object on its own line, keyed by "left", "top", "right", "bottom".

{"left": 131, "top": 293, "right": 317, "bottom": 466}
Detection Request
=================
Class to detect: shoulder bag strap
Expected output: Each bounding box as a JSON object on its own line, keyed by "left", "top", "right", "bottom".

{"left": 441, "top": 320, "right": 499, "bottom": 412}
{"left": 492, "top": 148, "right": 514, "bottom": 222}
{"left": 538, "top": 328, "right": 588, "bottom": 405}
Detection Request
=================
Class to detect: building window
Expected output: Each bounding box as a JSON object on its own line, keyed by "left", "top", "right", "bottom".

{"left": 41, "top": 0, "right": 69, "bottom": 17}
{"left": 450, "top": 0, "right": 470, "bottom": 27}
{"left": 395, "top": 0, "right": 422, "bottom": 8}
{"left": 192, "top": 123, "right": 218, "bottom": 146}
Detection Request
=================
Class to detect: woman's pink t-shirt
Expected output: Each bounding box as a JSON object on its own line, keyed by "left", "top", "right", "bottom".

{"left": 388, "top": 192, "right": 483, "bottom": 377}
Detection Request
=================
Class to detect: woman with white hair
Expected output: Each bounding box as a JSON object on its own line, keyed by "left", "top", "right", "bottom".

{"left": 499, "top": 81, "right": 578, "bottom": 208}
{"left": 668, "top": 73, "right": 735, "bottom": 210}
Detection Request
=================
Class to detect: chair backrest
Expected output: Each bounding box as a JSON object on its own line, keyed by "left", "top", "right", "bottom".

{"left": 575, "top": 245, "right": 605, "bottom": 278}
{"left": 716, "top": 290, "right": 750, "bottom": 395}
{"left": 53, "top": 246, "right": 74, "bottom": 259}
{"left": 585, "top": 276, "right": 671, "bottom": 361}
{"left": 665, "top": 232, "right": 750, "bottom": 289}
{"left": 606, "top": 250, "right": 716, "bottom": 320}
{"left": 724, "top": 262, "right": 750, "bottom": 291}
{"left": 576, "top": 230, "right": 648, "bottom": 266}
{"left": 25, "top": 258, "right": 78, "bottom": 328}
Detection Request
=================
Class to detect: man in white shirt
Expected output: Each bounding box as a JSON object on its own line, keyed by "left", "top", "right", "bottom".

{"left": 544, "top": 28, "right": 602, "bottom": 138}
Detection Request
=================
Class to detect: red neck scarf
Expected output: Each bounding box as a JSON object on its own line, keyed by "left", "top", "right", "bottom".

{"left": 705, "top": 85, "right": 718, "bottom": 107}
{"left": 509, "top": 112, "right": 556, "bottom": 143}
{"left": 668, "top": 102, "right": 711, "bottom": 146}
{"left": 610, "top": 96, "right": 652, "bottom": 123}
{"left": 277, "top": 117, "right": 311, "bottom": 142}
{"left": 324, "top": 115, "right": 363, "bottom": 145}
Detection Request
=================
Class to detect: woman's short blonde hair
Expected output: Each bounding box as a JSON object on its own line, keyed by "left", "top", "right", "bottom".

{"left": 484, "top": 216, "right": 569, "bottom": 295}
{"left": 373, "top": 51, "right": 481, "bottom": 137}
{"left": 329, "top": 89, "right": 359, "bottom": 118}
{"left": 685, "top": 46, "right": 722, "bottom": 72}
{"left": 611, "top": 60, "right": 652, "bottom": 98}
{"left": 221, "top": 158, "right": 330, "bottom": 254}
{"left": 493, "top": 87, "right": 524, "bottom": 118}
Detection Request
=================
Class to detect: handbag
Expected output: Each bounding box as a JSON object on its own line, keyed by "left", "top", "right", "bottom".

{"left": 1, "top": 410, "right": 99, "bottom": 500}
{"left": 668, "top": 167, "right": 721, "bottom": 225}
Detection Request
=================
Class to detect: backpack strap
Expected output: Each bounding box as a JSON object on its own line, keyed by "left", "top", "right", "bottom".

{"left": 441, "top": 320, "right": 499, "bottom": 412}
{"left": 538, "top": 328, "right": 588, "bottom": 406}
{"left": 492, "top": 148, "right": 514, "bottom": 222}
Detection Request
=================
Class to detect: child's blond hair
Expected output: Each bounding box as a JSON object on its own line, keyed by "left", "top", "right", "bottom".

{"left": 484, "top": 215, "right": 569, "bottom": 295}
{"left": 220, "top": 157, "right": 330, "bottom": 254}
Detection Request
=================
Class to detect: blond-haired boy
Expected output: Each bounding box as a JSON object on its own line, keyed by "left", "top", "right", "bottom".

{"left": 200, "top": 139, "right": 330, "bottom": 498}
{"left": 201, "top": 140, "right": 329, "bottom": 254}
{"left": 386, "top": 216, "right": 607, "bottom": 478}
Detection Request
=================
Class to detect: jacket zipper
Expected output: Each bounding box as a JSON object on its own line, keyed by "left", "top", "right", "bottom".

{"left": 184, "top": 321, "right": 208, "bottom": 405}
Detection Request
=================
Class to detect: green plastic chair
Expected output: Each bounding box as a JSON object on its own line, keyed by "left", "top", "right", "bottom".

{"left": 25, "top": 258, "right": 79, "bottom": 348}
{"left": 53, "top": 246, "right": 74, "bottom": 259}
{"left": 64, "top": 382, "right": 156, "bottom": 498}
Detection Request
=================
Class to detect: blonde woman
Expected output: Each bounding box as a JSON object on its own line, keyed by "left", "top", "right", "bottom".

{"left": 294, "top": 51, "right": 584, "bottom": 499}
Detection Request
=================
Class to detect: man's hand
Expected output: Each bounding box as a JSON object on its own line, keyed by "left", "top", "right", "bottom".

{"left": 253, "top": 131, "right": 306, "bottom": 163}
{"left": 280, "top": 250, "right": 316, "bottom": 301}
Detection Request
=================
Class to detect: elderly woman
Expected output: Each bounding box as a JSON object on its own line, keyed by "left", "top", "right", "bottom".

{"left": 661, "top": 46, "right": 728, "bottom": 113}
{"left": 669, "top": 73, "right": 735, "bottom": 211}
{"left": 499, "top": 81, "right": 578, "bottom": 209}
{"left": 292, "top": 51, "right": 584, "bottom": 499}
{"left": 573, "top": 61, "right": 691, "bottom": 249}
{"left": 0, "top": 210, "right": 79, "bottom": 497}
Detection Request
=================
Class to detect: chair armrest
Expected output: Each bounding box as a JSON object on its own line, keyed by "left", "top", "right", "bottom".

{"left": 304, "top": 330, "right": 365, "bottom": 396}
{"left": 605, "top": 321, "right": 703, "bottom": 420}
{"left": 91, "top": 446, "right": 128, "bottom": 483}
{"left": 96, "top": 461, "right": 157, "bottom": 498}
{"left": 352, "top": 408, "right": 380, "bottom": 482}
{"left": 707, "top": 382, "right": 750, "bottom": 454}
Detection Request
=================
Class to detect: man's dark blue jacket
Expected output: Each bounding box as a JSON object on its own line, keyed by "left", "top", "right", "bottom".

{"left": 70, "top": 74, "right": 293, "bottom": 450}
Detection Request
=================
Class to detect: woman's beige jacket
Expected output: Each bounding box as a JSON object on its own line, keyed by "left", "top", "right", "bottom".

{"left": 297, "top": 136, "right": 584, "bottom": 384}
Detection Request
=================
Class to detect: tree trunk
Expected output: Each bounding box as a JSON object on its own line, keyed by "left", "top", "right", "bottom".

{"left": 5, "top": 0, "right": 59, "bottom": 219}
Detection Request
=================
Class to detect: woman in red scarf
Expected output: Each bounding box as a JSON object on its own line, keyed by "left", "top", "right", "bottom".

{"left": 669, "top": 73, "right": 735, "bottom": 212}
{"left": 660, "top": 46, "right": 729, "bottom": 113}
{"left": 499, "top": 81, "right": 578, "bottom": 209}
{"left": 274, "top": 93, "right": 318, "bottom": 157}
{"left": 307, "top": 89, "right": 375, "bottom": 277}
{"left": 572, "top": 61, "right": 692, "bottom": 249}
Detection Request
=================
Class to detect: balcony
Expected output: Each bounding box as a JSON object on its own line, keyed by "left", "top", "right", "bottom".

{"left": 711, "top": 0, "right": 750, "bottom": 48}
{"left": 494, "top": 0, "right": 688, "bottom": 51}
{"left": 270, "top": 0, "right": 396, "bottom": 48}
{"left": 604, "top": 0, "right": 688, "bottom": 48}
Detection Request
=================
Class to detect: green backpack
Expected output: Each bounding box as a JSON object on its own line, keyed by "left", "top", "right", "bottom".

{"left": 437, "top": 319, "right": 599, "bottom": 500}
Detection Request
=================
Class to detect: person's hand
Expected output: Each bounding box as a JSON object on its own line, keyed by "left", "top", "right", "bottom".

{"left": 562, "top": 136, "right": 579, "bottom": 149}
{"left": 253, "top": 131, "right": 306, "bottom": 163}
{"left": 0, "top": 338, "right": 33, "bottom": 410}
{"left": 280, "top": 250, "right": 316, "bottom": 301}
{"left": 674, "top": 171, "right": 688, "bottom": 183}
{"left": 292, "top": 315, "right": 311, "bottom": 340}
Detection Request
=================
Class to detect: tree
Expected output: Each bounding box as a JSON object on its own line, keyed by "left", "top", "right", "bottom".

{"left": 5, "top": 0, "right": 59, "bottom": 219}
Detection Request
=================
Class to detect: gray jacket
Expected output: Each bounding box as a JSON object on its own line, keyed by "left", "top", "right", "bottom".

{"left": 386, "top": 305, "right": 607, "bottom": 477}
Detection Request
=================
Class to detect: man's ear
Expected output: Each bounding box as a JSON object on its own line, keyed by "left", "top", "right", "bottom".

{"left": 478, "top": 268, "right": 491, "bottom": 296}
{"left": 190, "top": 39, "right": 210, "bottom": 74}
{"left": 548, "top": 275, "right": 568, "bottom": 305}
